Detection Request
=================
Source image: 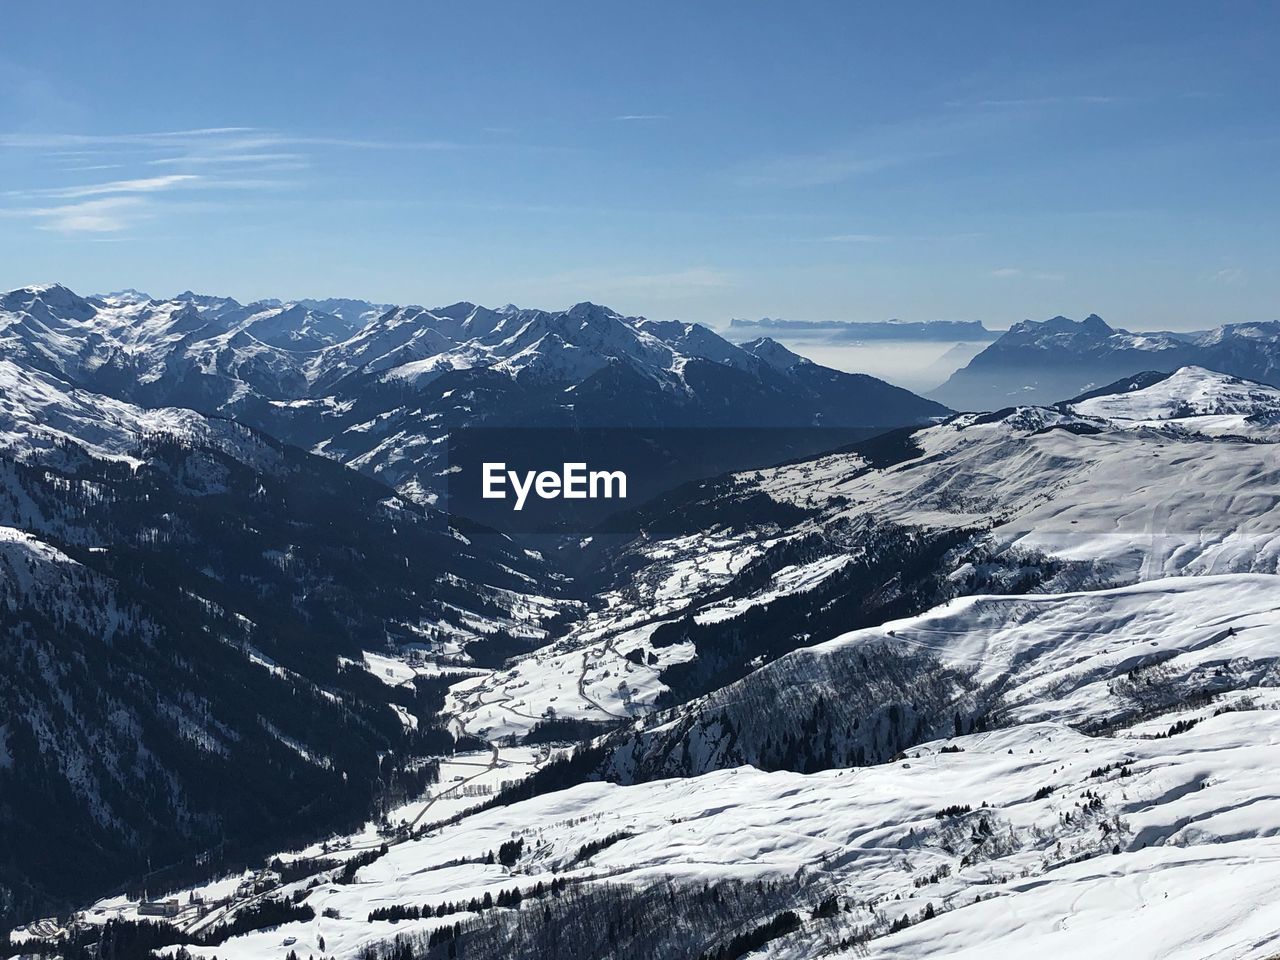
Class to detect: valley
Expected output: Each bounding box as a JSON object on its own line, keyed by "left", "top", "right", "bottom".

{"left": 2, "top": 285, "right": 1279, "bottom": 960}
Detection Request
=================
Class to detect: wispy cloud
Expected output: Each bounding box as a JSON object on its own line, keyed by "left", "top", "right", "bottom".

{"left": 1, "top": 127, "right": 463, "bottom": 154}
{"left": 0, "top": 124, "right": 462, "bottom": 239}
{"left": 727, "top": 111, "right": 998, "bottom": 189}
{"left": 0, "top": 127, "right": 256, "bottom": 149}
{"left": 947, "top": 95, "right": 1123, "bottom": 109}
{"left": 812, "top": 233, "right": 891, "bottom": 243}
{"left": 728, "top": 91, "right": 1131, "bottom": 191}
{"left": 0, "top": 154, "right": 297, "bottom": 235}
{"left": 613, "top": 114, "right": 668, "bottom": 122}
{"left": 146, "top": 152, "right": 308, "bottom": 166}
{"left": 0, "top": 196, "right": 149, "bottom": 234}
{"left": 5, "top": 174, "right": 200, "bottom": 201}
{"left": 989, "top": 267, "right": 1065, "bottom": 281}
{"left": 1209, "top": 266, "right": 1246, "bottom": 285}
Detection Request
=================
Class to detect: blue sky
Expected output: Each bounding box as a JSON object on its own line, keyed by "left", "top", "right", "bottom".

{"left": 1, "top": 1, "right": 1277, "bottom": 330}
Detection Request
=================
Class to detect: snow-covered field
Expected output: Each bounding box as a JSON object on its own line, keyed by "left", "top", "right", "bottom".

{"left": 753, "top": 395, "right": 1280, "bottom": 581}
{"left": 63, "top": 563, "right": 1280, "bottom": 960}
{"left": 819, "top": 574, "right": 1280, "bottom": 727}
{"left": 97, "top": 698, "right": 1280, "bottom": 960}
{"left": 445, "top": 530, "right": 769, "bottom": 740}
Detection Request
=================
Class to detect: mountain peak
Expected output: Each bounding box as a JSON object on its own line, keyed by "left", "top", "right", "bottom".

{"left": 1011, "top": 313, "right": 1115, "bottom": 337}
{"left": 564, "top": 301, "right": 625, "bottom": 323}
{"left": 740, "top": 336, "right": 808, "bottom": 372}
{"left": 430, "top": 301, "right": 480, "bottom": 321}
{"left": 10, "top": 282, "right": 82, "bottom": 304}
{"left": 97, "top": 288, "right": 154, "bottom": 305}
{"left": 1, "top": 282, "right": 97, "bottom": 322}
{"left": 1068, "top": 364, "right": 1280, "bottom": 435}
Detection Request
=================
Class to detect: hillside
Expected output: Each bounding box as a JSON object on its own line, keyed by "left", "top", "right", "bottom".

{"left": 0, "top": 359, "right": 567, "bottom": 926}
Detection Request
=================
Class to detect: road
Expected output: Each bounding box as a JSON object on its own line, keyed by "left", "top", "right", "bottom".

{"left": 409, "top": 733, "right": 501, "bottom": 831}
{"left": 574, "top": 637, "right": 630, "bottom": 720}
{"left": 182, "top": 735, "right": 504, "bottom": 937}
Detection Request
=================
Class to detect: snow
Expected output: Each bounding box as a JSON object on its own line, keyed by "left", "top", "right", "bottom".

{"left": 0, "top": 524, "right": 80, "bottom": 568}
{"left": 865, "top": 837, "right": 1280, "bottom": 960}
{"left": 96, "top": 699, "right": 1280, "bottom": 960}
{"left": 752, "top": 382, "right": 1280, "bottom": 582}
{"left": 0, "top": 359, "right": 208, "bottom": 464}
{"left": 797, "top": 574, "right": 1280, "bottom": 729}
{"left": 445, "top": 530, "right": 768, "bottom": 740}
{"left": 388, "top": 703, "right": 417, "bottom": 730}
{"left": 361, "top": 651, "right": 421, "bottom": 688}
{"left": 76, "top": 557, "right": 1280, "bottom": 959}
{"left": 1069, "top": 365, "right": 1280, "bottom": 437}
{"left": 448, "top": 370, "right": 1280, "bottom": 744}
{"left": 8, "top": 287, "right": 1280, "bottom": 960}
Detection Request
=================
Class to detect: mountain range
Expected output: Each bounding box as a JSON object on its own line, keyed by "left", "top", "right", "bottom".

{"left": 932, "top": 312, "right": 1280, "bottom": 410}
{"left": 2, "top": 284, "right": 1279, "bottom": 960}
{"left": 0, "top": 285, "right": 949, "bottom": 512}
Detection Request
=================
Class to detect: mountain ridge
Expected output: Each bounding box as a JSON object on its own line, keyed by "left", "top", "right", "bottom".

{"left": 1, "top": 284, "right": 951, "bottom": 512}
{"left": 933, "top": 312, "right": 1280, "bottom": 410}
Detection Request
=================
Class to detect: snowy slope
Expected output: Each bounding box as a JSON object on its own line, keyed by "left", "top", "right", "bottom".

{"left": 0, "top": 348, "right": 585, "bottom": 927}
{"left": 1068, "top": 365, "right": 1280, "bottom": 436}
{"left": 752, "top": 384, "right": 1280, "bottom": 581}
{"left": 72, "top": 574, "right": 1280, "bottom": 960}
{"left": 867, "top": 575, "right": 1280, "bottom": 725}
{"left": 605, "top": 574, "right": 1280, "bottom": 780}
{"left": 448, "top": 369, "right": 1280, "bottom": 742}
{"left": 0, "top": 358, "right": 210, "bottom": 464}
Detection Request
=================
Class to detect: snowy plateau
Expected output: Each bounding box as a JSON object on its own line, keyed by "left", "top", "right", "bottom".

{"left": 1, "top": 284, "right": 1280, "bottom": 960}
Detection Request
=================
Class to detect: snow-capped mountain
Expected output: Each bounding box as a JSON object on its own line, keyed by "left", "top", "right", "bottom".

{"left": 0, "top": 284, "right": 949, "bottom": 509}
{"left": 1066, "top": 365, "right": 1280, "bottom": 435}
{"left": 32, "top": 366, "right": 1280, "bottom": 960}
{"left": 5, "top": 280, "right": 1280, "bottom": 960}
{"left": 0, "top": 359, "right": 570, "bottom": 927}
{"left": 932, "top": 312, "right": 1280, "bottom": 410}
{"left": 0, "top": 357, "right": 212, "bottom": 463}
{"left": 294, "top": 297, "right": 394, "bottom": 329}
